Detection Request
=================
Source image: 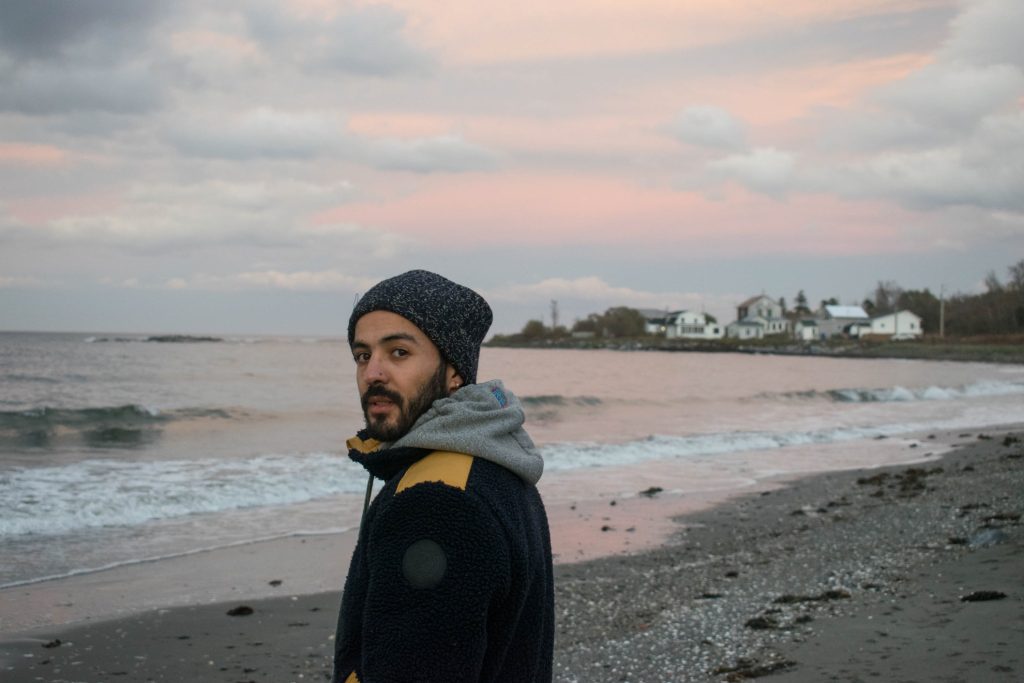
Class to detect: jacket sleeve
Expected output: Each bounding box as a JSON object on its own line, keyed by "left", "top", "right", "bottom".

{"left": 359, "top": 481, "right": 512, "bottom": 682}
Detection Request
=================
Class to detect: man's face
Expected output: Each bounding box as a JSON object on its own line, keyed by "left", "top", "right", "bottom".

{"left": 352, "top": 310, "right": 461, "bottom": 441}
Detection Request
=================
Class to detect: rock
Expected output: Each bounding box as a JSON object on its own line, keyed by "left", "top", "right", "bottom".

{"left": 744, "top": 615, "right": 780, "bottom": 630}
{"left": 773, "top": 589, "right": 850, "bottom": 604}
{"left": 968, "top": 528, "right": 1008, "bottom": 548}
{"left": 961, "top": 590, "right": 1006, "bottom": 602}
{"left": 268, "top": 579, "right": 283, "bottom": 586}
{"left": 41, "top": 639, "right": 62, "bottom": 649}
{"left": 857, "top": 473, "right": 889, "bottom": 486}
{"left": 713, "top": 658, "right": 797, "bottom": 680}
{"left": 226, "top": 605, "right": 255, "bottom": 616}
{"left": 982, "top": 512, "right": 1021, "bottom": 523}
{"left": 638, "top": 486, "right": 664, "bottom": 497}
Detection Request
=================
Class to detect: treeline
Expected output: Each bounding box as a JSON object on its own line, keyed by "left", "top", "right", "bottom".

{"left": 855, "top": 259, "right": 1024, "bottom": 336}
{"left": 493, "top": 259, "right": 1024, "bottom": 343}
{"left": 490, "top": 306, "right": 649, "bottom": 344}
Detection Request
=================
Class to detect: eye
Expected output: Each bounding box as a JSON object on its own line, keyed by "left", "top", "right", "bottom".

{"left": 392, "top": 348, "right": 409, "bottom": 358}
{"left": 353, "top": 351, "right": 370, "bottom": 364}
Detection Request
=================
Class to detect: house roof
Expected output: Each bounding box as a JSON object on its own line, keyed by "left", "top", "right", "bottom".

{"left": 824, "top": 305, "right": 869, "bottom": 319}
{"left": 728, "top": 319, "right": 764, "bottom": 327}
{"left": 738, "top": 294, "right": 773, "bottom": 308}
{"left": 871, "top": 310, "right": 922, "bottom": 322}
{"left": 641, "top": 309, "right": 683, "bottom": 322}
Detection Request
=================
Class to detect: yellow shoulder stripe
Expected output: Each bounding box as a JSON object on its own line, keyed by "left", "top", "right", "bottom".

{"left": 397, "top": 451, "right": 474, "bottom": 494}
{"left": 346, "top": 436, "right": 381, "bottom": 454}
{"left": 344, "top": 672, "right": 359, "bottom": 683}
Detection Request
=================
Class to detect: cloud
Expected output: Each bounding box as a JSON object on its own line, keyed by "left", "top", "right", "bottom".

{"left": 0, "top": 275, "right": 51, "bottom": 288}
{"left": 876, "top": 61, "right": 1023, "bottom": 130}
{"left": 828, "top": 113, "right": 1024, "bottom": 212}
{"left": 709, "top": 148, "right": 796, "bottom": 197}
{"left": 667, "top": 106, "right": 747, "bottom": 150}
{"left": 943, "top": 0, "right": 1024, "bottom": 67}
{"left": 164, "top": 269, "right": 378, "bottom": 293}
{"left": 164, "top": 107, "right": 498, "bottom": 172}
{"left": 690, "top": 0, "right": 1024, "bottom": 214}
{"left": 483, "top": 276, "right": 745, "bottom": 328}
{"left": 0, "top": 143, "right": 67, "bottom": 166}
{"left": 365, "top": 134, "right": 499, "bottom": 173}
{"left": 0, "top": 61, "right": 165, "bottom": 115}
{"left": 7, "top": 179, "right": 413, "bottom": 254}
{"left": 166, "top": 108, "right": 345, "bottom": 160}
{"left": 0, "top": 0, "right": 168, "bottom": 64}
{"left": 242, "top": 2, "right": 432, "bottom": 77}
{"left": 488, "top": 276, "right": 705, "bottom": 308}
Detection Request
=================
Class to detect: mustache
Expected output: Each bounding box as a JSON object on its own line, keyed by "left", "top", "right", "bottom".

{"left": 361, "top": 384, "right": 404, "bottom": 412}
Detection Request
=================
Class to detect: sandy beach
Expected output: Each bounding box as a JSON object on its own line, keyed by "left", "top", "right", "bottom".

{"left": 2, "top": 427, "right": 1021, "bottom": 682}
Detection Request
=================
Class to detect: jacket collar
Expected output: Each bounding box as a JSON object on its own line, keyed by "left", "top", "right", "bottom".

{"left": 347, "top": 429, "right": 430, "bottom": 481}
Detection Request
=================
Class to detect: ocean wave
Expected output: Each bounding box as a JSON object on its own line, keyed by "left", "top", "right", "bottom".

{"left": 764, "top": 380, "right": 1024, "bottom": 404}
{"left": 540, "top": 423, "right": 945, "bottom": 472}
{"left": 0, "top": 452, "right": 365, "bottom": 538}
{"left": 0, "top": 404, "right": 238, "bottom": 449}
{"left": 520, "top": 394, "right": 603, "bottom": 407}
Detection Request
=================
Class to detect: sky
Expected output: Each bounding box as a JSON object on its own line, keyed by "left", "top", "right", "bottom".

{"left": 1, "top": 0, "right": 1022, "bottom": 336}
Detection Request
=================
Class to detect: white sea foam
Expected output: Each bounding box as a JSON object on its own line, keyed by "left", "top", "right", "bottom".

{"left": 0, "top": 452, "right": 366, "bottom": 538}
{"left": 540, "top": 407, "right": 1018, "bottom": 473}
{"left": 826, "top": 379, "right": 1024, "bottom": 403}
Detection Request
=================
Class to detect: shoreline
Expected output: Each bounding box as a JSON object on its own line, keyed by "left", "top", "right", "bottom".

{"left": 2, "top": 427, "right": 1020, "bottom": 681}
{"left": 0, "top": 433, "right": 948, "bottom": 635}
{"left": 485, "top": 337, "right": 1024, "bottom": 365}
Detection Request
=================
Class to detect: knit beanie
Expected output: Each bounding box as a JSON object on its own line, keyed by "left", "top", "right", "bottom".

{"left": 348, "top": 270, "right": 493, "bottom": 385}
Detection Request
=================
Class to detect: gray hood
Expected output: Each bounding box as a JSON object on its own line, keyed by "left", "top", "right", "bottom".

{"left": 390, "top": 379, "right": 543, "bottom": 485}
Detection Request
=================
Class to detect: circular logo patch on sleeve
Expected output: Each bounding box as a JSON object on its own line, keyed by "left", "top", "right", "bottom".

{"left": 402, "top": 539, "right": 448, "bottom": 589}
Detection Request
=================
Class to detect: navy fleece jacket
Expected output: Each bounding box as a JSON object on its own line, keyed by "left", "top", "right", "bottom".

{"left": 334, "top": 381, "right": 554, "bottom": 683}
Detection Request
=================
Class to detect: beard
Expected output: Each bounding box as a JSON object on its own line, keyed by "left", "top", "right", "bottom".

{"left": 361, "top": 362, "right": 448, "bottom": 442}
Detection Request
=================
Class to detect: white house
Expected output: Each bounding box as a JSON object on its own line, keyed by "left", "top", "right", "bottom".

{"left": 817, "top": 305, "right": 870, "bottom": 338}
{"left": 666, "top": 311, "right": 723, "bottom": 339}
{"left": 725, "top": 320, "right": 766, "bottom": 340}
{"left": 869, "top": 310, "right": 923, "bottom": 339}
{"left": 727, "top": 294, "right": 790, "bottom": 339}
{"left": 640, "top": 309, "right": 681, "bottom": 336}
{"left": 794, "top": 319, "right": 819, "bottom": 341}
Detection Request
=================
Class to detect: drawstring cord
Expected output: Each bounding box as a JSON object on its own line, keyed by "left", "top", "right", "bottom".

{"left": 360, "top": 473, "right": 374, "bottom": 527}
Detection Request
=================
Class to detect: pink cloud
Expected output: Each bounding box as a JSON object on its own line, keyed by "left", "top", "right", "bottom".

{"left": 316, "top": 172, "right": 927, "bottom": 256}
{"left": 0, "top": 143, "right": 68, "bottom": 166}
{"left": 385, "top": 0, "right": 937, "bottom": 65}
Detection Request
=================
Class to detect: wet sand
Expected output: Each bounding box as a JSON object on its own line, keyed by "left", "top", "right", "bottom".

{"left": 2, "top": 428, "right": 1021, "bottom": 682}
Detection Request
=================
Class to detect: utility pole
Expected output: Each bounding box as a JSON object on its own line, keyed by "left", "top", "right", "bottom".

{"left": 550, "top": 300, "right": 559, "bottom": 331}
{"left": 939, "top": 284, "right": 945, "bottom": 338}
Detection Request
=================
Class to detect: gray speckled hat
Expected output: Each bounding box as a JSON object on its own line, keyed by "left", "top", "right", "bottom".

{"left": 348, "top": 270, "right": 492, "bottom": 385}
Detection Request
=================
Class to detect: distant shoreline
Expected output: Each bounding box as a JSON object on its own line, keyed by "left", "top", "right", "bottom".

{"left": 484, "top": 336, "right": 1024, "bottom": 364}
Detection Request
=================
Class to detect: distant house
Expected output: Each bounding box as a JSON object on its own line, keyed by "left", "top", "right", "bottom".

{"left": 794, "top": 319, "right": 819, "bottom": 341}
{"left": 727, "top": 294, "right": 790, "bottom": 339}
{"left": 638, "top": 309, "right": 681, "bottom": 336}
{"left": 666, "top": 311, "right": 723, "bottom": 340}
{"left": 817, "top": 305, "right": 870, "bottom": 338}
{"left": 868, "top": 310, "right": 923, "bottom": 339}
{"left": 725, "top": 320, "right": 766, "bottom": 340}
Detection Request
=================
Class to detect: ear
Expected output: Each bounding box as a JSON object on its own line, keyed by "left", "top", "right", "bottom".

{"left": 446, "top": 365, "right": 463, "bottom": 394}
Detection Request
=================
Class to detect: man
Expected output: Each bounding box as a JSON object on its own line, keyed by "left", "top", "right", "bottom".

{"left": 334, "top": 270, "right": 554, "bottom": 683}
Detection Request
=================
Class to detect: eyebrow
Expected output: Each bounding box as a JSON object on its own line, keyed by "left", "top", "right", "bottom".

{"left": 352, "top": 332, "right": 421, "bottom": 349}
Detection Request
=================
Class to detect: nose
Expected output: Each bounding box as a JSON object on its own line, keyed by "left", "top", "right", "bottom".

{"left": 363, "top": 352, "right": 387, "bottom": 384}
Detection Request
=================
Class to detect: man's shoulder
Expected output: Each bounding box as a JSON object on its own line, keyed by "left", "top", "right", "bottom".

{"left": 395, "top": 450, "right": 474, "bottom": 494}
{"left": 392, "top": 450, "right": 527, "bottom": 497}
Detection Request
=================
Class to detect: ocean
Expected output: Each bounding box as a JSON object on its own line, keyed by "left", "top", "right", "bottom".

{"left": 2, "top": 331, "right": 1023, "bottom": 591}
